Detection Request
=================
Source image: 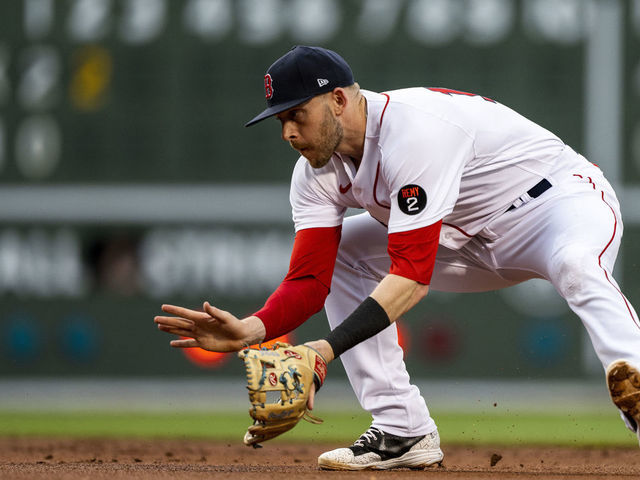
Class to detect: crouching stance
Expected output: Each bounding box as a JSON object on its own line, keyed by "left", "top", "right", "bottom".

{"left": 155, "top": 46, "right": 640, "bottom": 470}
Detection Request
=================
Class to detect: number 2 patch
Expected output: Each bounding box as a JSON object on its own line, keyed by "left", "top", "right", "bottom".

{"left": 397, "top": 184, "right": 427, "bottom": 215}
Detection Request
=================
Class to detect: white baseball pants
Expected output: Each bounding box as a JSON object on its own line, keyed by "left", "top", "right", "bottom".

{"left": 324, "top": 148, "right": 640, "bottom": 437}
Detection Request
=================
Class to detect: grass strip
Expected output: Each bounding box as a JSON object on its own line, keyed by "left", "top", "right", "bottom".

{"left": 0, "top": 411, "right": 636, "bottom": 447}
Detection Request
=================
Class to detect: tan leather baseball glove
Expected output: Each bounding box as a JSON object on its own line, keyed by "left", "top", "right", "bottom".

{"left": 238, "top": 342, "right": 327, "bottom": 447}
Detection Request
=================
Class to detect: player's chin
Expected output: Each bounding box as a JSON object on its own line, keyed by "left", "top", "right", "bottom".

{"left": 305, "top": 153, "right": 332, "bottom": 169}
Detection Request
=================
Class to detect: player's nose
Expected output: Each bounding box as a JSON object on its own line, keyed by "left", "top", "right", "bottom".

{"left": 281, "top": 121, "right": 297, "bottom": 141}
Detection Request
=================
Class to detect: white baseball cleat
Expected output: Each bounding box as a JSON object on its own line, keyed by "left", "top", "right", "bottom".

{"left": 317, "top": 426, "right": 444, "bottom": 470}
{"left": 607, "top": 359, "right": 640, "bottom": 445}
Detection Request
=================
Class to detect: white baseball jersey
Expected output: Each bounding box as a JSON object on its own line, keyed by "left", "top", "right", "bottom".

{"left": 285, "top": 86, "right": 640, "bottom": 441}
{"left": 290, "top": 88, "right": 566, "bottom": 249}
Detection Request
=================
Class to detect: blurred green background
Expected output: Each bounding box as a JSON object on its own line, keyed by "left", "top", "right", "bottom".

{"left": 0, "top": 0, "right": 639, "bottom": 404}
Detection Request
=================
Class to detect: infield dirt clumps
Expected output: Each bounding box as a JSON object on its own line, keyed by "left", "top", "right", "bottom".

{"left": 1, "top": 437, "right": 639, "bottom": 479}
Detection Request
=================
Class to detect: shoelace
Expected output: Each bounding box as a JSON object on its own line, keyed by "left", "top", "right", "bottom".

{"left": 353, "top": 427, "right": 383, "bottom": 447}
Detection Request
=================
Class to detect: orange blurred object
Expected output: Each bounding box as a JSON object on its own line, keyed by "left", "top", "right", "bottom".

{"left": 396, "top": 321, "right": 410, "bottom": 358}
{"left": 181, "top": 333, "right": 294, "bottom": 369}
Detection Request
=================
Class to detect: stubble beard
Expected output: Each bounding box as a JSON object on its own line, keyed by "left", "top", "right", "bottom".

{"left": 306, "top": 106, "right": 343, "bottom": 169}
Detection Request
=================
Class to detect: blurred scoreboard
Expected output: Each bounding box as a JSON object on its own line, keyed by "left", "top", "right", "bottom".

{"left": 0, "top": 0, "right": 598, "bottom": 185}
{"left": 0, "top": 0, "right": 638, "bottom": 378}
{"left": 1, "top": 1, "right": 639, "bottom": 185}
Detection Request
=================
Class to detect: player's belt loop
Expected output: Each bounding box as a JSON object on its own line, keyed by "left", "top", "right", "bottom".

{"left": 506, "top": 179, "right": 552, "bottom": 212}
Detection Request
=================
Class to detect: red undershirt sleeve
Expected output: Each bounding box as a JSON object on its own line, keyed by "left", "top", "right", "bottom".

{"left": 387, "top": 220, "right": 442, "bottom": 285}
{"left": 253, "top": 226, "right": 341, "bottom": 341}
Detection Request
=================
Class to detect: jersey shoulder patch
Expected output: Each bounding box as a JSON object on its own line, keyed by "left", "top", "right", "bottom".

{"left": 397, "top": 184, "right": 427, "bottom": 215}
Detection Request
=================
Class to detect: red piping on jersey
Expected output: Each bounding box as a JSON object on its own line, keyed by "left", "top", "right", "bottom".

{"left": 573, "top": 173, "right": 639, "bottom": 330}
{"left": 380, "top": 93, "right": 390, "bottom": 126}
{"left": 442, "top": 222, "right": 473, "bottom": 238}
{"left": 373, "top": 163, "right": 391, "bottom": 209}
{"left": 371, "top": 93, "right": 392, "bottom": 209}
{"left": 573, "top": 174, "right": 596, "bottom": 190}
{"left": 597, "top": 190, "right": 640, "bottom": 330}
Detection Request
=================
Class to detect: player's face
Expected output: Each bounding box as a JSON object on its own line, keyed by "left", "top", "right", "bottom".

{"left": 277, "top": 96, "right": 343, "bottom": 169}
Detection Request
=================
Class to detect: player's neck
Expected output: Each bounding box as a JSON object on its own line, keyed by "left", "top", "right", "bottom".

{"left": 335, "top": 96, "right": 367, "bottom": 169}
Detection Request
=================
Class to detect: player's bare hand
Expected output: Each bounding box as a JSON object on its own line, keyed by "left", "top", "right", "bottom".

{"left": 154, "top": 302, "right": 260, "bottom": 352}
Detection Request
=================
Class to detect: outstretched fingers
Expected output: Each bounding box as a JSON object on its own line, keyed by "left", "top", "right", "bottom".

{"left": 155, "top": 323, "right": 195, "bottom": 339}
{"left": 203, "top": 301, "right": 228, "bottom": 322}
{"left": 170, "top": 338, "right": 199, "bottom": 348}
{"left": 154, "top": 315, "right": 196, "bottom": 339}
{"left": 155, "top": 301, "right": 244, "bottom": 353}
{"left": 161, "top": 304, "right": 211, "bottom": 321}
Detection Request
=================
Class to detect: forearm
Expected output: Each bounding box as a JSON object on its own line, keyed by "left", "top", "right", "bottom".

{"left": 317, "top": 274, "right": 429, "bottom": 362}
{"left": 254, "top": 277, "right": 329, "bottom": 341}
{"left": 254, "top": 226, "right": 340, "bottom": 341}
{"left": 309, "top": 220, "right": 438, "bottom": 363}
{"left": 370, "top": 274, "right": 430, "bottom": 322}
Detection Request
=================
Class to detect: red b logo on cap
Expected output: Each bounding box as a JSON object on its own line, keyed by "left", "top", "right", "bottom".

{"left": 264, "top": 74, "right": 273, "bottom": 99}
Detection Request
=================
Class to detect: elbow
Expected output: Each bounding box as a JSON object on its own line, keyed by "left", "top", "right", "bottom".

{"left": 310, "top": 279, "right": 330, "bottom": 313}
{"left": 310, "top": 293, "right": 327, "bottom": 315}
{"left": 415, "top": 283, "right": 430, "bottom": 301}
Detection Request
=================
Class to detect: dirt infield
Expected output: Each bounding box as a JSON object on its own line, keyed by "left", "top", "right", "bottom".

{"left": 1, "top": 437, "right": 639, "bottom": 479}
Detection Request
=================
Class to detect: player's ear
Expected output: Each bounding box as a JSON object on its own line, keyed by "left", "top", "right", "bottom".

{"left": 330, "top": 88, "right": 349, "bottom": 115}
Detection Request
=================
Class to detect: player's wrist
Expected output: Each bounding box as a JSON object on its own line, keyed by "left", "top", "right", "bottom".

{"left": 304, "top": 339, "right": 335, "bottom": 364}
{"left": 324, "top": 296, "right": 391, "bottom": 358}
{"left": 239, "top": 315, "right": 267, "bottom": 347}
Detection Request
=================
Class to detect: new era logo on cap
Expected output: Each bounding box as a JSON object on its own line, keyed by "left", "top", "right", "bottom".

{"left": 317, "top": 78, "right": 329, "bottom": 87}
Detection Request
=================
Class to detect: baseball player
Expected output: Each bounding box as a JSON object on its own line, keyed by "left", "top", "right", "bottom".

{"left": 155, "top": 46, "right": 640, "bottom": 470}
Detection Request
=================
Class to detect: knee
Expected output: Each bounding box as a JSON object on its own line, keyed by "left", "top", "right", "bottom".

{"left": 333, "top": 226, "right": 389, "bottom": 281}
{"left": 334, "top": 238, "right": 381, "bottom": 278}
{"left": 335, "top": 218, "right": 386, "bottom": 269}
{"left": 335, "top": 229, "right": 361, "bottom": 268}
{"left": 549, "top": 247, "right": 597, "bottom": 300}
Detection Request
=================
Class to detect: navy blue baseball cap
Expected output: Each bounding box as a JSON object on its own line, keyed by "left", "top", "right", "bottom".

{"left": 245, "top": 45, "right": 354, "bottom": 127}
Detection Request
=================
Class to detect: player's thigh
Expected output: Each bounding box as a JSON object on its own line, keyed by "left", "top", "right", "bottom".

{"left": 338, "top": 213, "right": 522, "bottom": 292}
{"left": 430, "top": 244, "right": 521, "bottom": 293}
{"left": 542, "top": 193, "right": 622, "bottom": 295}
{"left": 336, "top": 213, "right": 390, "bottom": 278}
{"left": 493, "top": 187, "right": 622, "bottom": 291}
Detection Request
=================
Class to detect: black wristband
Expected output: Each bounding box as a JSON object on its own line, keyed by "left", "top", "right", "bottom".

{"left": 324, "top": 297, "right": 391, "bottom": 358}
